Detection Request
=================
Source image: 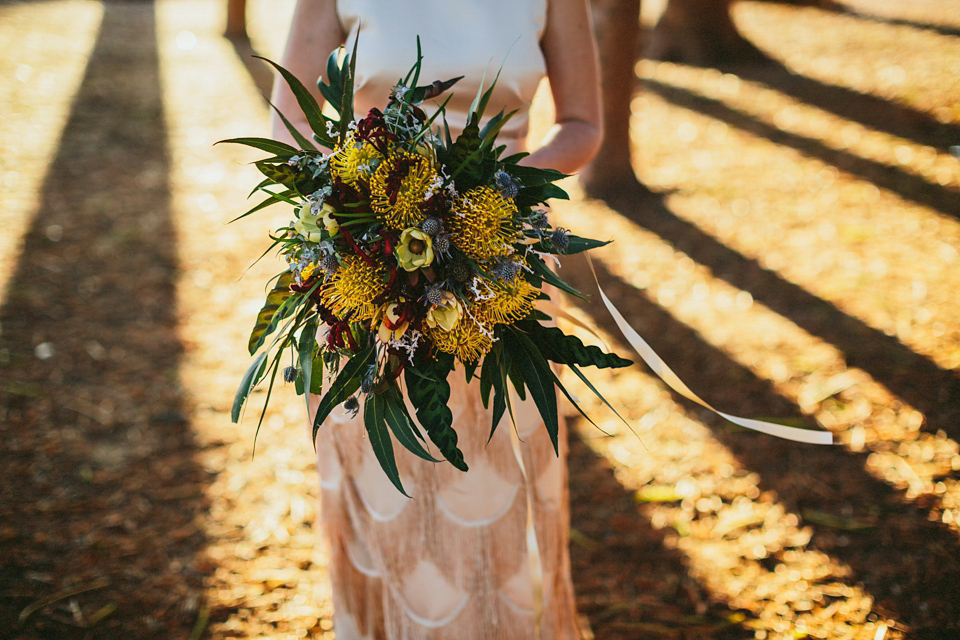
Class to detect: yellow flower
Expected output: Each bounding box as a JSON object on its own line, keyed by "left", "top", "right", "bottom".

{"left": 477, "top": 277, "right": 539, "bottom": 325}
{"left": 330, "top": 134, "right": 382, "bottom": 185}
{"left": 425, "top": 291, "right": 462, "bottom": 332}
{"left": 429, "top": 315, "right": 493, "bottom": 364}
{"left": 395, "top": 228, "right": 434, "bottom": 272}
{"left": 370, "top": 150, "right": 437, "bottom": 229}
{"left": 446, "top": 186, "right": 519, "bottom": 262}
{"left": 377, "top": 301, "right": 410, "bottom": 343}
{"left": 319, "top": 254, "right": 386, "bottom": 321}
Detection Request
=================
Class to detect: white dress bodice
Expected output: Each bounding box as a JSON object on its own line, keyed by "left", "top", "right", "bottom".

{"left": 336, "top": 0, "right": 547, "bottom": 145}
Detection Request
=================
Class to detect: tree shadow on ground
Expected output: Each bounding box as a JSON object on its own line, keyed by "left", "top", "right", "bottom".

{"left": 560, "top": 213, "right": 960, "bottom": 633}
{"left": 569, "top": 429, "right": 753, "bottom": 639}
{"left": 598, "top": 185, "right": 960, "bottom": 442}
{"left": 642, "top": 78, "right": 960, "bottom": 222}
{"left": 827, "top": 5, "right": 960, "bottom": 39}
{"left": 681, "top": 25, "right": 960, "bottom": 154}
{"left": 0, "top": 3, "right": 217, "bottom": 637}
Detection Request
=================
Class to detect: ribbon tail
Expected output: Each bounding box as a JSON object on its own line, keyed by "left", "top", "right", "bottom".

{"left": 587, "top": 256, "right": 833, "bottom": 445}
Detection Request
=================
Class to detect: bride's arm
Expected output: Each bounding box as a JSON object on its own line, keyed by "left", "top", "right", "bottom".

{"left": 523, "top": 0, "right": 603, "bottom": 174}
{"left": 270, "top": 0, "right": 346, "bottom": 147}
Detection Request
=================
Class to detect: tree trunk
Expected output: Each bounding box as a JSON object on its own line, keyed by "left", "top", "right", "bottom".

{"left": 581, "top": 0, "right": 644, "bottom": 200}
{"left": 646, "top": 0, "right": 766, "bottom": 66}
{"left": 225, "top": 0, "right": 248, "bottom": 40}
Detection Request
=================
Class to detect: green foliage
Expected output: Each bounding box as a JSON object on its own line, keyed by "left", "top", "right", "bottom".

{"left": 504, "top": 329, "right": 559, "bottom": 455}
{"left": 232, "top": 352, "right": 267, "bottom": 423}
{"left": 516, "top": 319, "right": 633, "bottom": 369}
{"left": 248, "top": 272, "right": 296, "bottom": 355}
{"left": 311, "top": 344, "right": 376, "bottom": 442}
{"left": 363, "top": 392, "right": 407, "bottom": 496}
{"left": 404, "top": 351, "right": 467, "bottom": 471}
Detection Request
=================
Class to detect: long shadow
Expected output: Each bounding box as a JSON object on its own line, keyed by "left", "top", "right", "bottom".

{"left": 643, "top": 78, "right": 960, "bottom": 221}
{"left": 568, "top": 431, "right": 752, "bottom": 639}
{"left": 597, "top": 189, "right": 960, "bottom": 442}
{"left": 226, "top": 33, "right": 273, "bottom": 102}
{"left": 705, "top": 42, "right": 960, "bottom": 154}
{"left": 563, "top": 255, "right": 960, "bottom": 635}
{"left": 0, "top": 3, "right": 217, "bottom": 637}
{"left": 831, "top": 5, "right": 960, "bottom": 39}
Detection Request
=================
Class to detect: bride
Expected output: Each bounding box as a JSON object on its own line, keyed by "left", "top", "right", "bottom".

{"left": 271, "top": 1, "right": 601, "bottom": 637}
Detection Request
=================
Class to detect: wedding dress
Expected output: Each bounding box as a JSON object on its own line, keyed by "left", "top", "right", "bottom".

{"left": 312, "top": 1, "right": 582, "bottom": 638}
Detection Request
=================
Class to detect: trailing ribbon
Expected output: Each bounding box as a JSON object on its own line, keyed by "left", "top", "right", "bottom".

{"left": 587, "top": 256, "right": 834, "bottom": 445}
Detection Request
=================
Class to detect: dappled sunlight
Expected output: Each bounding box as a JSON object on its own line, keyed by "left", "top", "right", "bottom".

{"left": 2, "top": 0, "right": 959, "bottom": 638}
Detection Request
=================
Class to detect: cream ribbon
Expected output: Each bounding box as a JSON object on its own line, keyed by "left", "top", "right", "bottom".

{"left": 587, "top": 256, "right": 834, "bottom": 445}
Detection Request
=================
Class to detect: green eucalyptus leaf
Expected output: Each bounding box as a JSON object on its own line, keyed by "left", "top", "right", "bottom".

{"left": 299, "top": 316, "right": 318, "bottom": 413}
{"left": 319, "top": 48, "right": 344, "bottom": 115}
{"left": 248, "top": 272, "right": 296, "bottom": 355}
{"left": 479, "top": 343, "right": 499, "bottom": 408}
{"left": 268, "top": 99, "right": 320, "bottom": 152}
{"left": 232, "top": 352, "right": 268, "bottom": 423}
{"left": 310, "top": 351, "right": 325, "bottom": 395}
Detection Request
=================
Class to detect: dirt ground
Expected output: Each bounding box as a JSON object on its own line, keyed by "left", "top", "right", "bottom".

{"left": 1, "top": 0, "right": 959, "bottom": 638}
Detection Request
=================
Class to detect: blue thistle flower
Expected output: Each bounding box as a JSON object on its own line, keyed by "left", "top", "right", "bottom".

{"left": 494, "top": 170, "right": 519, "bottom": 199}
{"left": 551, "top": 227, "right": 570, "bottom": 253}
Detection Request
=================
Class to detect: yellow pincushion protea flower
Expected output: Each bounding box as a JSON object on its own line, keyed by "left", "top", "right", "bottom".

{"left": 447, "top": 186, "right": 518, "bottom": 262}
{"left": 330, "top": 134, "right": 382, "bottom": 185}
{"left": 319, "top": 254, "right": 386, "bottom": 321}
{"left": 369, "top": 150, "right": 437, "bottom": 230}
{"left": 429, "top": 314, "right": 494, "bottom": 364}
{"left": 477, "top": 277, "right": 539, "bottom": 325}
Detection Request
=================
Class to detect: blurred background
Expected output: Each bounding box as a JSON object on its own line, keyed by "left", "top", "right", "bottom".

{"left": 1, "top": 0, "right": 959, "bottom": 638}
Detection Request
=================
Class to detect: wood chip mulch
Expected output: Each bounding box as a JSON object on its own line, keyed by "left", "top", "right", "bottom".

{"left": 1, "top": 1, "right": 958, "bottom": 638}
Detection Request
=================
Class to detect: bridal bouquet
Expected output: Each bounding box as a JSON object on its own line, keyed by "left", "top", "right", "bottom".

{"left": 225, "top": 42, "right": 632, "bottom": 494}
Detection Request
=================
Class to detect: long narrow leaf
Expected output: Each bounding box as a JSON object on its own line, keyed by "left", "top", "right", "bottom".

{"left": 487, "top": 346, "right": 510, "bottom": 443}
{"left": 403, "top": 351, "right": 467, "bottom": 471}
{"left": 249, "top": 272, "right": 296, "bottom": 354}
{"left": 311, "top": 344, "right": 375, "bottom": 442}
{"left": 383, "top": 388, "right": 439, "bottom": 462}
{"left": 228, "top": 191, "right": 291, "bottom": 224}
{"left": 232, "top": 352, "right": 268, "bottom": 422}
{"left": 364, "top": 394, "right": 408, "bottom": 496}
{"left": 508, "top": 329, "right": 559, "bottom": 455}
{"left": 267, "top": 101, "right": 318, "bottom": 152}
{"left": 569, "top": 362, "right": 633, "bottom": 432}
{"left": 527, "top": 256, "right": 587, "bottom": 300}
{"left": 298, "top": 316, "right": 318, "bottom": 414}
{"left": 217, "top": 137, "right": 297, "bottom": 157}
{"left": 257, "top": 57, "right": 329, "bottom": 144}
